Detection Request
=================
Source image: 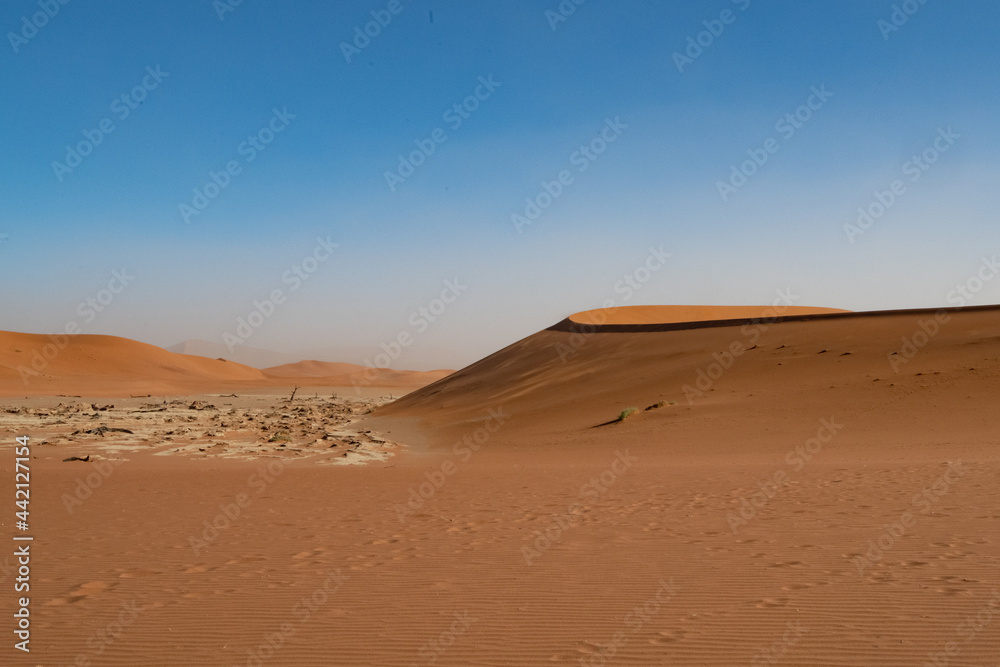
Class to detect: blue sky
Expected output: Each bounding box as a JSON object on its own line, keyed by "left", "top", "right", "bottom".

{"left": 2, "top": 0, "right": 999, "bottom": 369}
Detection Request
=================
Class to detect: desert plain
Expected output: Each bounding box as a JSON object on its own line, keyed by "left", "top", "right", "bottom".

{"left": 1, "top": 304, "right": 998, "bottom": 666}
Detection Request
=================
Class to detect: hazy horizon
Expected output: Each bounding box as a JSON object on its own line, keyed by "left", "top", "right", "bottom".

{"left": 4, "top": 0, "right": 999, "bottom": 370}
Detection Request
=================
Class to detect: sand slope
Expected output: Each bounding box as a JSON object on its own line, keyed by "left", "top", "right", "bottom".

{"left": 376, "top": 304, "right": 1000, "bottom": 453}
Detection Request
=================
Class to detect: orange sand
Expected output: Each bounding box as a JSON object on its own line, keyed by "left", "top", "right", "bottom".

{"left": 2, "top": 305, "right": 998, "bottom": 665}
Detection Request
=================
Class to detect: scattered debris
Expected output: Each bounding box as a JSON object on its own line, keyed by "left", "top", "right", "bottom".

{"left": 72, "top": 425, "right": 134, "bottom": 437}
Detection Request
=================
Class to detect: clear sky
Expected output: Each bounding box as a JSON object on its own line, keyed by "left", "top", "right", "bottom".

{"left": 2, "top": 0, "right": 999, "bottom": 370}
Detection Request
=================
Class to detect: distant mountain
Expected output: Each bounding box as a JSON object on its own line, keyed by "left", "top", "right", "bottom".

{"left": 263, "top": 360, "right": 452, "bottom": 388}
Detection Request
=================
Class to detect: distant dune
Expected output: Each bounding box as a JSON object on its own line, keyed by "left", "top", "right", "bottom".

{"left": 169, "top": 338, "right": 462, "bottom": 371}
{"left": 167, "top": 339, "right": 307, "bottom": 369}
{"left": 0, "top": 331, "right": 451, "bottom": 397}
{"left": 263, "top": 359, "right": 453, "bottom": 388}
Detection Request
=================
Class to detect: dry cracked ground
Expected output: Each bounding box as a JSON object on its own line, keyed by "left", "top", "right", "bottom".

{"left": 0, "top": 392, "right": 399, "bottom": 466}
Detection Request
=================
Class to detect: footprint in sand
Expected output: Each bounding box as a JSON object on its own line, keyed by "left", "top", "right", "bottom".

{"left": 755, "top": 597, "right": 790, "bottom": 608}
{"left": 183, "top": 564, "right": 219, "bottom": 574}
{"left": 225, "top": 555, "right": 267, "bottom": 565}
{"left": 116, "top": 568, "right": 161, "bottom": 579}
{"left": 649, "top": 629, "right": 686, "bottom": 645}
{"left": 46, "top": 580, "right": 113, "bottom": 606}
{"left": 781, "top": 582, "right": 815, "bottom": 591}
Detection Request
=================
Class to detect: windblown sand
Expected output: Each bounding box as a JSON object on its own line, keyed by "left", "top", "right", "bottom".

{"left": 2, "top": 305, "right": 999, "bottom": 665}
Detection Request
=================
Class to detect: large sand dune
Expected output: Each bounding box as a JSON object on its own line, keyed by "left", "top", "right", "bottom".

{"left": 376, "top": 304, "right": 1000, "bottom": 453}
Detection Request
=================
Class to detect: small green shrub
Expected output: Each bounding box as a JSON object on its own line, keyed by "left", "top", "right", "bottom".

{"left": 617, "top": 407, "right": 639, "bottom": 422}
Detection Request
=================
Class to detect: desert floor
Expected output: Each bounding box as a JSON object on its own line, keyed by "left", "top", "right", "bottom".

{"left": 2, "top": 306, "right": 999, "bottom": 666}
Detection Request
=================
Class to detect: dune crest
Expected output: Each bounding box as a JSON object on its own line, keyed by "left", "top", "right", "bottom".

{"left": 568, "top": 304, "right": 849, "bottom": 326}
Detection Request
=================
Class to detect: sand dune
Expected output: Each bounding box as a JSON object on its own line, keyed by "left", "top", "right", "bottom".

{"left": 0, "top": 331, "right": 451, "bottom": 397}
{"left": 356, "top": 303, "right": 1000, "bottom": 665}
{"left": 0, "top": 331, "right": 267, "bottom": 397}
{"left": 4, "top": 305, "right": 998, "bottom": 665}
{"left": 376, "top": 304, "right": 1000, "bottom": 450}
